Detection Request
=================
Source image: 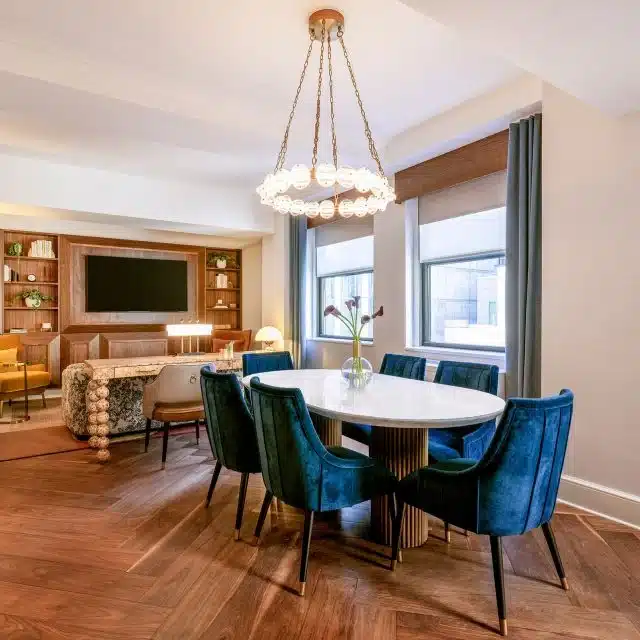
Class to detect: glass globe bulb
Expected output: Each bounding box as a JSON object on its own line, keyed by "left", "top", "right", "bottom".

{"left": 290, "top": 164, "right": 311, "bottom": 190}
{"left": 366, "top": 195, "right": 380, "bottom": 214}
{"left": 355, "top": 168, "right": 371, "bottom": 193}
{"left": 353, "top": 197, "right": 368, "bottom": 217}
{"left": 336, "top": 165, "right": 355, "bottom": 189}
{"left": 338, "top": 199, "right": 354, "bottom": 218}
{"left": 304, "top": 202, "right": 320, "bottom": 218}
{"left": 275, "top": 195, "right": 292, "bottom": 214}
{"left": 319, "top": 200, "right": 335, "bottom": 219}
{"left": 315, "top": 163, "right": 337, "bottom": 188}
{"left": 272, "top": 169, "right": 290, "bottom": 193}
{"left": 291, "top": 199, "right": 305, "bottom": 215}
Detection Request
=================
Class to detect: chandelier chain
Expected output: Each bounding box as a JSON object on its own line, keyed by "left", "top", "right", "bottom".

{"left": 273, "top": 33, "right": 315, "bottom": 173}
{"left": 337, "top": 28, "right": 384, "bottom": 176}
{"left": 311, "top": 20, "right": 326, "bottom": 170}
{"left": 327, "top": 32, "right": 339, "bottom": 171}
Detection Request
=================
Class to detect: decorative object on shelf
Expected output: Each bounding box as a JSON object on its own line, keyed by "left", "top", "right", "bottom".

{"left": 3, "top": 265, "right": 10, "bottom": 282}
{"left": 7, "top": 242, "right": 22, "bottom": 256}
{"left": 26, "top": 273, "right": 36, "bottom": 282}
{"left": 166, "top": 321, "right": 213, "bottom": 354}
{"left": 15, "top": 288, "right": 54, "bottom": 309}
{"left": 209, "top": 253, "right": 228, "bottom": 269}
{"left": 40, "top": 322, "right": 52, "bottom": 332}
{"left": 9, "top": 328, "right": 27, "bottom": 334}
{"left": 255, "top": 326, "right": 283, "bottom": 351}
{"left": 215, "top": 272, "right": 228, "bottom": 288}
{"left": 229, "top": 302, "right": 237, "bottom": 309}
{"left": 28, "top": 239, "right": 56, "bottom": 258}
{"left": 324, "top": 297, "right": 383, "bottom": 388}
{"left": 224, "top": 341, "right": 234, "bottom": 359}
{"left": 213, "top": 299, "right": 228, "bottom": 309}
{"left": 256, "top": 9, "right": 395, "bottom": 220}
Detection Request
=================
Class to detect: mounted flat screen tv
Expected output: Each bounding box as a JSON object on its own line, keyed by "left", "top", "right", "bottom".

{"left": 86, "top": 255, "right": 188, "bottom": 312}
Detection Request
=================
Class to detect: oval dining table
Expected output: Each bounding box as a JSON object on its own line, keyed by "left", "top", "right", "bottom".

{"left": 242, "top": 368, "right": 505, "bottom": 548}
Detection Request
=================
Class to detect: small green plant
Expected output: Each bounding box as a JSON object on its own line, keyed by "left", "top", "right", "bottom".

{"left": 15, "top": 289, "right": 54, "bottom": 308}
{"left": 6, "top": 242, "right": 22, "bottom": 256}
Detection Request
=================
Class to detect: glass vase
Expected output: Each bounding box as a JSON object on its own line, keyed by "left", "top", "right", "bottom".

{"left": 341, "top": 339, "right": 373, "bottom": 388}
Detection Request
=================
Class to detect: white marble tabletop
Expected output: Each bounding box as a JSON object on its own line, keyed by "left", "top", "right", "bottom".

{"left": 242, "top": 369, "right": 505, "bottom": 429}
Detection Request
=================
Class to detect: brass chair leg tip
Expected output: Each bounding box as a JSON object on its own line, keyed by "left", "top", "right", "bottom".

{"left": 561, "top": 577, "right": 569, "bottom": 590}
{"left": 398, "top": 550, "right": 403, "bottom": 563}
{"left": 234, "top": 529, "right": 240, "bottom": 541}
{"left": 299, "top": 582, "right": 306, "bottom": 597}
{"left": 391, "top": 559, "right": 397, "bottom": 571}
{"left": 445, "top": 532, "right": 451, "bottom": 543}
{"left": 252, "top": 535, "right": 260, "bottom": 546}
{"left": 499, "top": 619, "right": 508, "bottom": 636}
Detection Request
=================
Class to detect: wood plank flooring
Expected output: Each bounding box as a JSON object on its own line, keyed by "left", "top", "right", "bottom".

{"left": 0, "top": 434, "right": 638, "bottom": 639}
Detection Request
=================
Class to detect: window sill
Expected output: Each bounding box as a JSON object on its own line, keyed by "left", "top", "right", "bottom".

{"left": 405, "top": 345, "right": 506, "bottom": 372}
{"left": 307, "top": 337, "right": 374, "bottom": 347}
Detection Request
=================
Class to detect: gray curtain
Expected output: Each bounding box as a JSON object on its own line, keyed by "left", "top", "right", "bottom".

{"left": 289, "top": 216, "right": 307, "bottom": 368}
{"left": 506, "top": 114, "right": 542, "bottom": 398}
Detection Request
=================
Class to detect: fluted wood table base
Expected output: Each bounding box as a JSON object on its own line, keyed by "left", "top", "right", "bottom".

{"left": 370, "top": 425, "right": 429, "bottom": 548}
{"left": 310, "top": 413, "right": 342, "bottom": 447}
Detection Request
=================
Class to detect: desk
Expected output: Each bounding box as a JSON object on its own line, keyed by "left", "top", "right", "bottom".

{"left": 243, "top": 369, "right": 505, "bottom": 547}
{"left": 85, "top": 352, "right": 244, "bottom": 462}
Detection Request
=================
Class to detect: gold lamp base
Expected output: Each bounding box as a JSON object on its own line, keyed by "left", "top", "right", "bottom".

{"left": 309, "top": 8, "right": 344, "bottom": 40}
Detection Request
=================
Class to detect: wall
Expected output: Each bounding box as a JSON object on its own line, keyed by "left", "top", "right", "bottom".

{"left": 241, "top": 241, "right": 263, "bottom": 347}
{"left": 541, "top": 84, "right": 640, "bottom": 524}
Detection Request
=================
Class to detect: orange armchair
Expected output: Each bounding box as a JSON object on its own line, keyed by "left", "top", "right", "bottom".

{"left": 210, "top": 329, "right": 252, "bottom": 353}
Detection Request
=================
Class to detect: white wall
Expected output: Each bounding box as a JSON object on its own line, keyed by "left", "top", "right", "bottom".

{"left": 541, "top": 84, "right": 640, "bottom": 524}
{"left": 241, "top": 241, "right": 263, "bottom": 347}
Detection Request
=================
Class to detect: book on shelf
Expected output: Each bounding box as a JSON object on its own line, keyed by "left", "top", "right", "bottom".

{"left": 8, "top": 328, "right": 27, "bottom": 334}
{"left": 27, "top": 239, "right": 56, "bottom": 259}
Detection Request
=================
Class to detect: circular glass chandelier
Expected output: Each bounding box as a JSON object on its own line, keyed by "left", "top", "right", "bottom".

{"left": 256, "top": 9, "right": 396, "bottom": 220}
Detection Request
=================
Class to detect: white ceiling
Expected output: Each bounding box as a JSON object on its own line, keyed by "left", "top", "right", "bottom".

{"left": 0, "top": 0, "right": 522, "bottom": 194}
{"left": 401, "top": 0, "right": 640, "bottom": 116}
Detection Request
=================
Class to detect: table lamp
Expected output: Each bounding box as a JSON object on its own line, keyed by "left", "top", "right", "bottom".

{"left": 255, "top": 326, "right": 282, "bottom": 351}
{"left": 166, "top": 322, "right": 212, "bottom": 354}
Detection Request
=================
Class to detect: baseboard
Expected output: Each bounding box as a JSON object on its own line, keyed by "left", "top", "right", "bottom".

{"left": 559, "top": 474, "right": 640, "bottom": 531}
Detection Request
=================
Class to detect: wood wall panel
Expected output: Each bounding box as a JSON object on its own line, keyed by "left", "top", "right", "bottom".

{"left": 22, "top": 333, "right": 61, "bottom": 386}
{"left": 99, "top": 332, "right": 168, "bottom": 360}
{"left": 394, "top": 130, "right": 509, "bottom": 203}
{"left": 60, "top": 333, "right": 100, "bottom": 373}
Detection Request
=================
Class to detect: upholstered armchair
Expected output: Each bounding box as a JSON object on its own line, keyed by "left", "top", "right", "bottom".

{"left": 393, "top": 390, "right": 574, "bottom": 636}
{"left": 142, "top": 363, "right": 206, "bottom": 468}
{"left": 342, "top": 353, "right": 427, "bottom": 445}
{"left": 242, "top": 351, "right": 293, "bottom": 376}
{"left": 200, "top": 365, "right": 262, "bottom": 540}
{"left": 429, "top": 361, "right": 500, "bottom": 463}
{"left": 210, "top": 329, "right": 252, "bottom": 353}
{"left": 250, "top": 377, "right": 398, "bottom": 595}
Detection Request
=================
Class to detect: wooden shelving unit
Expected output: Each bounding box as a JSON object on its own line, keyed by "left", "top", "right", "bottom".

{"left": 204, "top": 249, "right": 242, "bottom": 332}
{"left": 2, "top": 231, "right": 59, "bottom": 334}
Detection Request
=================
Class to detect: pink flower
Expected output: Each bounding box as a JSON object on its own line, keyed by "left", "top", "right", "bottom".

{"left": 353, "top": 295, "right": 361, "bottom": 309}
{"left": 361, "top": 314, "right": 371, "bottom": 325}
{"left": 324, "top": 304, "right": 337, "bottom": 317}
{"left": 345, "top": 300, "right": 355, "bottom": 311}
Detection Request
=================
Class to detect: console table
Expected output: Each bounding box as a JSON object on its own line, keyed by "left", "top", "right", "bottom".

{"left": 84, "top": 352, "right": 244, "bottom": 462}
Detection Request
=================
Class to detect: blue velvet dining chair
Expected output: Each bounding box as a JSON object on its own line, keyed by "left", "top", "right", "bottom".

{"left": 429, "top": 361, "right": 500, "bottom": 463}
{"left": 342, "top": 353, "right": 427, "bottom": 445}
{"left": 242, "top": 351, "right": 294, "bottom": 376}
{"left": 250, "top": 377, "right": 398, "bottom": 596}
{"left": 392, "top": 390, "right": 574, "bottom": 636}
{"left": 200, "top": 365, "right": 263, "bottom": 541}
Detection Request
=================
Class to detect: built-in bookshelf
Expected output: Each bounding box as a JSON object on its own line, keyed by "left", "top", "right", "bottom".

{"left": 204, "top": 248, "right": 242, "bottom": 331}
{"left": 2, "top": 231, "right": 59, "bottom": 335}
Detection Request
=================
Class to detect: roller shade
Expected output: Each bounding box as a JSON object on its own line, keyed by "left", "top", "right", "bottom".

{"left": 418, "top": 170, "right": 506, "bottom": 225}
{"left": 315, "top": 215, "right": 374, "bottom": 248}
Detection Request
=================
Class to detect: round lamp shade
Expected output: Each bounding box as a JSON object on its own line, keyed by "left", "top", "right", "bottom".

{"left": 255, "top": 326, "right": 283, "bottom": 343}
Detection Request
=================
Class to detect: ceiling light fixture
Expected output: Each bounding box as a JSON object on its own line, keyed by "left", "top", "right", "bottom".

{"left": 256, "top": 9, "right": 395, "bottom": 220}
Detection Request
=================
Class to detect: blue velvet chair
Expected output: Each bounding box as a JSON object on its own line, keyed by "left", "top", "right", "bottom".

{"left": 342, "top": 353, "right": 427, "bottom": 445}
{"left": 250, "top": 377, "right": 398, "bottom": 595}
{"left": 200, "top": 365, "right": 263, "bottom": 540}
{"left": 393, "top": 390, "right": 574, "bottom": 636}
{"left": 429, "top": 361, "right": 500, "bottom": 463}
{"left": 242, "top": 351, "right": 294, "bottom": 376}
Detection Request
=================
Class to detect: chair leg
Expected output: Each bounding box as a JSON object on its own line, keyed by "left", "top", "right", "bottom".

{"left": 205, "top": 461, "right": 223, "bottom": 507}
{"left": 0, "top": 401, "right": 3, "bottom": 419}
{"left": 144, "top": 418, "right": 152, "bottom": 453}
{"left": 161, "top": 422, "right": 170, "bottom": 469}
{"left": 234, "top": 472, "right": 250, "bottom": 541}
{"left": 41, "top": 391, "right": 47, "bottom": 409}
{"left": 541, "top": 522, "right": 569, "bottom": 590}
{"left": 299, "top": 509, "right": 314, "bottom": 596}
{"left": 444, "top": 521, "right": 451, "bottom": 543}
{"left": 195, "top": 419, "right": 200, "bottom": 444}
{"left": 490, "top": 536, "right": 508, "bottom": 636}
{"left": 391, "top": 498, "right": 405, "bottom": 571}
{"left": 253, "top": 490, "right": 274, "bottom": 545}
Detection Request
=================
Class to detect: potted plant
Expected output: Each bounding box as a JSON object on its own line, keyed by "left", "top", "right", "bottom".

{"left": 209, "top": 253, "right": 228, "bottom": 269}
{"left": 6, "top": 242, "right": 22, "bottom": 256}
{"left": 16, "top": 289, "right": 54, "bottom": 309}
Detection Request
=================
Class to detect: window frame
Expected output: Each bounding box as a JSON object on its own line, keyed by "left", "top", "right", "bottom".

{"left": 420, "top": 249, "right": 506, "bottom": 353}
{"left": 317, "top": 267, "right": 375, "bottom": 341}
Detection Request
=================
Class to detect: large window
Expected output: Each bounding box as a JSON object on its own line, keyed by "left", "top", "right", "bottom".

{"left": 420, "top": 208, "right": 506, "bottom": 351}
{"left": 316, "top": 234, "right": 374, "bottom": 340}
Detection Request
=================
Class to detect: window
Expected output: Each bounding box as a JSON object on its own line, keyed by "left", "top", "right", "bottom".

{"left": 315, "top": 234, "right": 374, "bottom": 340}
{"left": 420, "top": 208, "right": 506, "bottom": 351}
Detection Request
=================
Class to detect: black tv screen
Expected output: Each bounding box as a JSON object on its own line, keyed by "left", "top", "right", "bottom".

{"left": 86, "top": 255, "right": 188, "bottom": 312}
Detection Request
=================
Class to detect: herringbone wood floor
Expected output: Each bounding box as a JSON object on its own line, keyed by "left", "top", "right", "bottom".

{"left": 0, "top": 433, "right": 638, "bottom": 639}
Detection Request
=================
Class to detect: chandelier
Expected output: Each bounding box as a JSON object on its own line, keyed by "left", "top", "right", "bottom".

{"left": 256, "top": 9, "right": 396, "bottom": 220}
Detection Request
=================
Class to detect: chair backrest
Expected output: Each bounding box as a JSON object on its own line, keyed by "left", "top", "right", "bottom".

{"left": 242, "top": 351, "right": 294, "bottom": 376}
{"left": 212, "top": 329, "right": 252, "bottom": 352}
{"left": 477, "top": 389, "right": 574, "bottom": 535}
{"left": 249, "top": 377, "right": 328, "bottom": 510}
{"left": 147, "top": 363, "right": 205, "bottom": 404}
{"left": 434, "top": 360, "right": 499, "bottom": 395}
{"left": 380, "top": 353, "right": 426, "bottom": 380}
{"left": 199, "top": 365, "right": 260, "bottom": 473}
